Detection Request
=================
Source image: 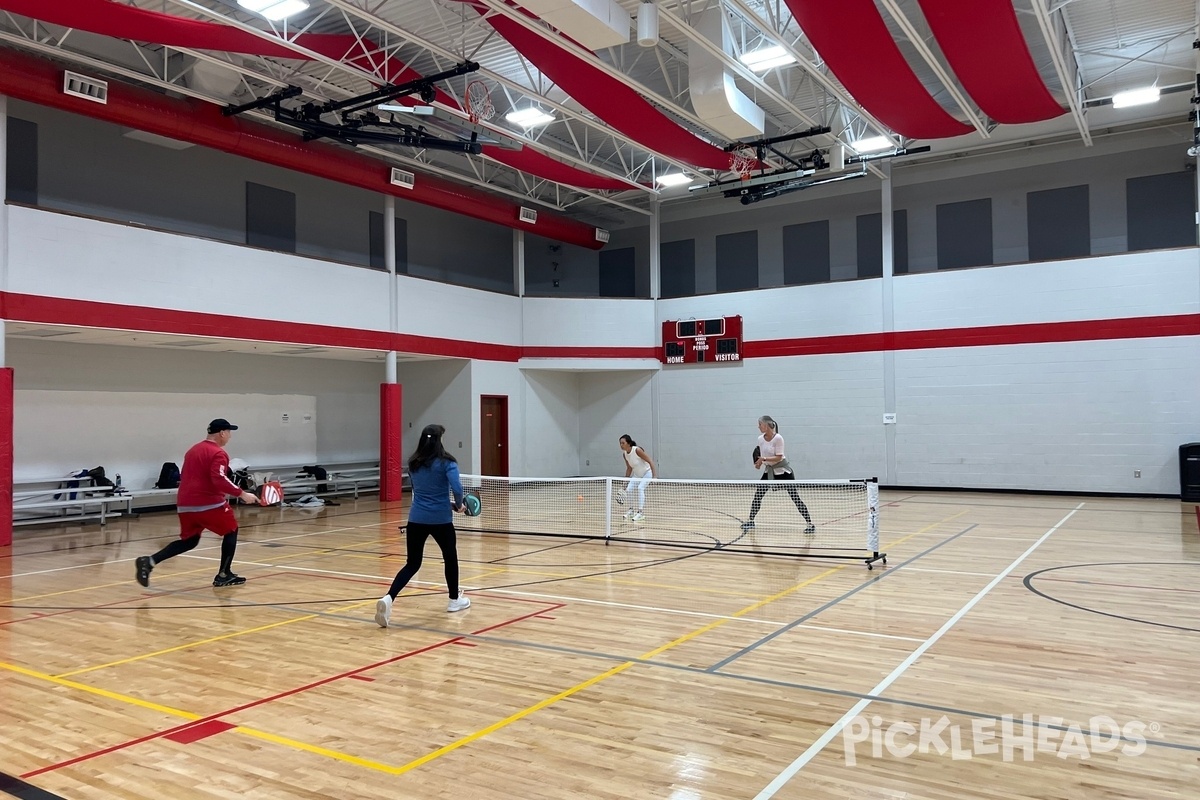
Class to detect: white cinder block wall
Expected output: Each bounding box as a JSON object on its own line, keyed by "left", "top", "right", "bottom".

{"left": 6, "top": 340, "right": 382, "bottom": 489}
{"left": 5, "top": 174, "right": 1197, "bottom": 496}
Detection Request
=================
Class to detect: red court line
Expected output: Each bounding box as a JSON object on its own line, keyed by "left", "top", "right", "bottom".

{"left": 21, "top": 602, "right": 564, "bottom": 778}
{"left": 348, "top": 675, "right": 375, "bottom": 682}
{"left": 163, "top": 720, "right": 235, "bottom": 745}
{"left": 291, "top": 570, "right": 559, "bottom": 606}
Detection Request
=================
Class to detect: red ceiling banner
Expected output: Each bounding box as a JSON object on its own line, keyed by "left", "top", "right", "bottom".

{"left": 917, "top": 0, "right": 1064, "bottom": 124}
{"left": 465, "top": 2, "right": 733, "bottom": 171}
{"left": 783, "top": 0, "right": 973, "bottom": 140}
{"left": 0, "top": 0, "right": 632, "bottom": 190}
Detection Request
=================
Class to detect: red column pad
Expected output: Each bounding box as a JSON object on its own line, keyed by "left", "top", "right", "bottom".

{"left": 0, "top": 368, "right": 12, "bottom": 547}
{"left": 379, "top": 383, "right": 403, "bottom": 503}
{"left": 782, "top": 0, "right": 973, "bottom": 140}
{"left": 917, "top": 0, "right": 1064, "bottom": 124}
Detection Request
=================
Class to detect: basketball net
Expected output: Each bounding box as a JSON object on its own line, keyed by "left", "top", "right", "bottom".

{"left": 729, "top": 147, "right": 757, "bottom": 180}
{"left": 465, "top": 80, "right": 495, "bottom": 125}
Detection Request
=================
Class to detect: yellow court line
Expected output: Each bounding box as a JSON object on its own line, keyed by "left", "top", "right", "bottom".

{"left": 0, "top": 660, "right": 201, "bottom": 720}
{"left": 5, "top": 509, "right": 972, "bottom": 780}
{"left": 487, "top": 565, "right": 775, "bottom": 597}
{"left": 10, "top": 546, "right": 335, "bottom": 603}
{"left": 1, "top": 658, "right": 410, "bottom": 775}
{"left": 54, "top": 598, "right": 377, "bottom": 678}
{"left": 390, "top": 509, "right": 971, "bottom": 774}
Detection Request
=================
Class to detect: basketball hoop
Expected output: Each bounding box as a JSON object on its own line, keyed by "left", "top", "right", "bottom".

{"left": 465, "top": 80, "right": 495, "bottom": 124}
{"left": 729, "top": 147, "right": 757, "bottom": 180}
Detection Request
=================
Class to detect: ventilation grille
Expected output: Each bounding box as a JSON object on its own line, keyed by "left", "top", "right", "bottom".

{"left": 595, "top": 228, "right": 610, "bottom": 243}
{"left": 63, "top": 71, "right": 108, "bottom": 104}
{"left": 389, "top": 168, "right": 415, "bottom": 190}
{"left": 519, "top": 207, "right": 538, "bottom": 224}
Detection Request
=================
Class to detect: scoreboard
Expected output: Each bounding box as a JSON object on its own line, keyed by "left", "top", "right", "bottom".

{"left": 661, "top": 315, "right": 743, "bottom": 364}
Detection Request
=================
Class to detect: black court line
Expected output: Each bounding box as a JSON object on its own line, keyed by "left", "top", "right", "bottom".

{"left": 0, "top": 772, "right": 67, "bottom": 800}
{"left": 706, "top": 523, "right": 979, "bottom": 672}
{"left": 181, "top": 588, "right": 1200, "bottom": 756}
{"left": 1024, "top": 561, "right": 1200, "bottom": 634}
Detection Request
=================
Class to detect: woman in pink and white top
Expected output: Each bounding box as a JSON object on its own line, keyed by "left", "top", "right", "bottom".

{"left": 618, "top": 434, "right": 656, "bottom": 522}
{"left": 743, "top": 415, "right": 815, "bottom": 534}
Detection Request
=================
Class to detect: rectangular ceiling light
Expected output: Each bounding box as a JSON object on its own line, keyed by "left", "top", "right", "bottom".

{"left": 738, "top": 45, "right": 796, "bottom": 72}
{"left": 237, "top": 0, "right": 309, "bottom": 21}
{"left": 505, "top": 107, "right": 556, "bottom": 128}
{"left": 1111, "top": 86, "right": 1160, "bottom": 108}
{"left": 655, "top": 173, "right": 693, "bottom": 187}
{"left": 379, "top": 103, "right": 433, "bottom": 115}
{"left": 850, "top": 135, "right": 893, "bottom": 153}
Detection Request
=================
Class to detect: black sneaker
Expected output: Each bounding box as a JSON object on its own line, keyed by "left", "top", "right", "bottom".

{"left": 804, "top": 524, "right": 816, "bottom": 535}
{"left": 213, "top": 572, "right": 247, "bottom": 587}
{"left": 740, "top": 520, "right": 756, "bottom": 532}
{"left": 135, "top": 556, "right": 153, "bottom": 587}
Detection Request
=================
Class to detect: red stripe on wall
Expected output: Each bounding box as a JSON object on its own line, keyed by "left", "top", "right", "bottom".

{"left": 521, "top": 346, "right": 661, "bottom": 359}
{"left": 0, "top": 291, "right": 523, "bottom": 361}
{"left": 2, "top": 292, "right": 1197, "bottom": 364}
{"left": 747, "top": 314, "right": 1200, "bottom": 359}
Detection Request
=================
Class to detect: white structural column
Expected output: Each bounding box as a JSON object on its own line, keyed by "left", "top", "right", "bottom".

{"left": 649, "top": 198, "right": 661, "bottom": 468}
{"left": 880, "top": 163, "right": 897, "bottom": 485}
{"left": 384, "top": 194, "right": 398, "bottom": 382}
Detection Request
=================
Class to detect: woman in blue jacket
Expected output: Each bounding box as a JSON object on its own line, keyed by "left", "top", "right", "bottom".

{"left": 375, "top": 424, "right": 470, "bottom": 627}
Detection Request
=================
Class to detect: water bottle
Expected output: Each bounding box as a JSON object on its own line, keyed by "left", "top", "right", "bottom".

{"left": 115, "top": 473, "right": 123, "bottom": 491}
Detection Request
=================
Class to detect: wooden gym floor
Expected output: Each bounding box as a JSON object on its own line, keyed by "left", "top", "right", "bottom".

{"left": 1, "top": 491, "right": 1198, "bottom": 799}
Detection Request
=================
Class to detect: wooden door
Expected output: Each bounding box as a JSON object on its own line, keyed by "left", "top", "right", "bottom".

{"left": 480, "top": 395, "right": 508, "bottom": 477}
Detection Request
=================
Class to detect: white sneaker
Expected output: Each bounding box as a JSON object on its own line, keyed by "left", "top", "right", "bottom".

{"left": 447, "top": 593, "right": 471, "bottom": 612}
{"left": 622, "top": 510, "right": 631, "bottom": 520}
{"left": 631, "top": 511, "right": 644, "bottom": 522}
{"left": 374, "top": 595, "right": 393, "bottom": 628}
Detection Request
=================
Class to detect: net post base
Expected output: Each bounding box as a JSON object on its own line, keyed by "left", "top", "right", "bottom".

{"left": 865, "top": 551, "right": 888, "bottom": 570}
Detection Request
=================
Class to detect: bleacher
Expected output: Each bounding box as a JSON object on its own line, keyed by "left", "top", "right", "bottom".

{"left": 11, "top": 460, "right": 402, "bottom": 527}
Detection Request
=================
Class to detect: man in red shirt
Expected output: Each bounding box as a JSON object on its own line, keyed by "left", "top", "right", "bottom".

{"left": 136, "top": 419, "right": 260, "bottom": 588}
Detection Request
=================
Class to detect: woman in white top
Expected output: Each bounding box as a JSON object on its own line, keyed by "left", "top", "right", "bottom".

{"left": 743, "top": 415, "right": 815, "bottom": 533}
{"left": 618, "top": 434, "right": 656, "bottom": 522}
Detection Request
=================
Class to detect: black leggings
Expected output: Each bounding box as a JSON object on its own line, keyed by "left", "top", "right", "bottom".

{"left": 749, "top": 471, "right": 813, "bottom": 524}
{"left": 387, "top": 522, "right": 461, "bottom": 599}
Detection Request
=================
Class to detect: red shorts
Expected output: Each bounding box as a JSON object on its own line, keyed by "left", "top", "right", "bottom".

{"left": 178, "top": 503, "right": 239, "bottom": 539}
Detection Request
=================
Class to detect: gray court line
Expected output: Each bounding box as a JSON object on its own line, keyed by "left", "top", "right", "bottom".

{"left": 149, "top": 588, "right": 1197, "bottom": 755}
{"left": 706, "top": 523, "right": 979, "bottom": 672}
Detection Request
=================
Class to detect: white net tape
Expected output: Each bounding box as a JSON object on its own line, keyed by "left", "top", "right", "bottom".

{"left": 454, "top": 474, "right": 883, "bottom": 561}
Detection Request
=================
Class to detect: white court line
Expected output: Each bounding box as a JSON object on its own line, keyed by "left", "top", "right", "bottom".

{"left": 7, "top": 523, "right": 365, "bottom": 579}
{"left": 476, "top": 587, "right": 787, "bottom": 625}
{"left": 798, "top": 625, "right": 924, "bottom": 643}
{"left": 903, "top": 567, "right": 997, "bottom": 577}
{"left": 753, "top": 502, "right": 1085, "bottom": 800}
{"left": 180, "top": 554, "right": 792, "bottom": 625}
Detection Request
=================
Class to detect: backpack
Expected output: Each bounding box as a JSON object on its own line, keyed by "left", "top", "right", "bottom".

{"left": 155, "top": 462, "right": 181, "bottom": 489}
{"left": 56, "top": 468, "right": 92, "bottom": 501}
{"left": 302, "top": 465, "right": 328, "bottom": 493}
{"left": 87, "top": 466, "right": 115, "bottom": 493}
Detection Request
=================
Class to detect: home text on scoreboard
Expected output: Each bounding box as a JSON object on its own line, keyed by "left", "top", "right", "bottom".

{"left": 661, "top": 315, "right": 743, "bottom": 365}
